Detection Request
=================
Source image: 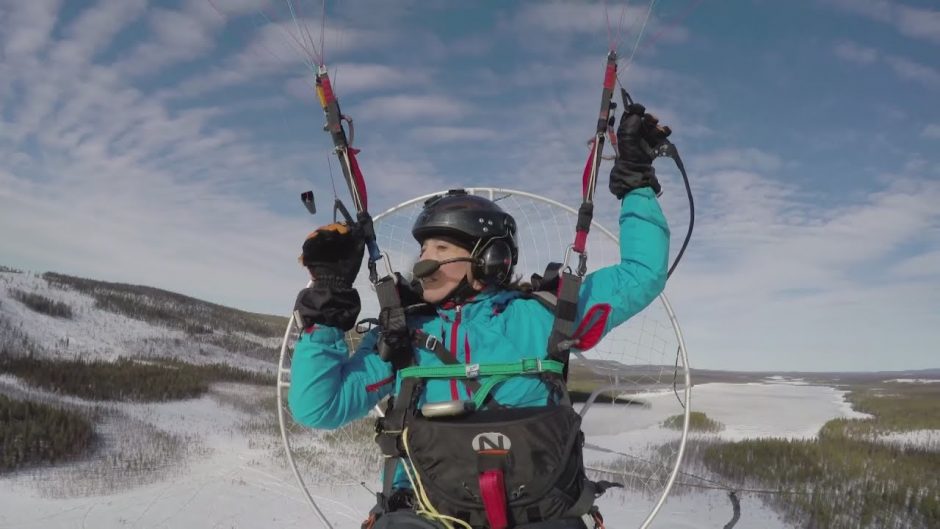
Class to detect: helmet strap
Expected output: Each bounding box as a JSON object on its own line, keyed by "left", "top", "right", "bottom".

{"left": 440, "top": 276, "right": 481, "bottom": 306}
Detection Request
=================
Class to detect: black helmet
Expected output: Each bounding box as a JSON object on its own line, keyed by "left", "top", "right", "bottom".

{"left": 412, "top": 189, "right": 518, "bottom": 285}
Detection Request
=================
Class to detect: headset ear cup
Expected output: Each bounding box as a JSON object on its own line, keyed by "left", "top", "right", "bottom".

{"left": 475, "top": 240, "right": 514, "bottom": 285}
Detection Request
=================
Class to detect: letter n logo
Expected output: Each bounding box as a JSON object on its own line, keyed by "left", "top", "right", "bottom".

{"left": 471, "top": 432, "right": 512, "bottom": 455}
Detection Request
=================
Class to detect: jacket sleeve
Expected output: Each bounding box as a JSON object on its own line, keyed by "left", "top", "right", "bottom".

{"left": 288, "top": 325, "right": 395, "bottom": 429}
{"left": 578, "top": 187, "right": 670, "bottom": 334}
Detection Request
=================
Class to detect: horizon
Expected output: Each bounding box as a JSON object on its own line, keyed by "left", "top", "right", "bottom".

{"left": 4, "top": 261, "right": 938, "bottom": 375}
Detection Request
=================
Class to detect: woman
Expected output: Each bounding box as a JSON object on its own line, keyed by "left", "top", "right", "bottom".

{"left": 289, "top": 100, "right": 672, "bottom": 529}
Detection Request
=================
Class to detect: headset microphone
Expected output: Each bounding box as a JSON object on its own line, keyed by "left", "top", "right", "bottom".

{"left": 412, "top": 257, "right": 477, "bottom": 278}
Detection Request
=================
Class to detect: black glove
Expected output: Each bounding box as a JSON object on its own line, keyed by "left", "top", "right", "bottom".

{"left": 299, "top": 222, "right": 365, "bottom": 286}
{"left": 294, "top": 285, "right": 360, "bottom": 331}
{"left": 609, "top": 90, "right": 672, "bottom": 199}
{"left": 294, "top": 222, "right": 366, "bottom": 331}
{"left": 394, "top": 272, "right": 425, "bottom": 307}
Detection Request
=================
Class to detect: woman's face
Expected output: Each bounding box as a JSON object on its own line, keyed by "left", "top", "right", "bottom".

{"left": 418, "top": 237, "right": 479, "bottom": 304}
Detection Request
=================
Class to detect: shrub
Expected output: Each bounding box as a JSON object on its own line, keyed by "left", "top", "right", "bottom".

{"left": 0, "top": 354, "right": 274, "bottom": 402}
{"left": 663, "top": 411, "right": 724, "bottom": 432}
{"left": 0, "top": 394, "right": 94, "bottom": 472}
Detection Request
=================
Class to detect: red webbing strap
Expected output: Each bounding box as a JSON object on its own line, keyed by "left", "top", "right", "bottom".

{"left": 581, "top": 138, "right": 596, "bottom": 197}
{"left": 573, "top": 52, "right": 617, "bottom": 257}
{"left": 574, "top": 229, "right": 588, "bottom": 254}
{"left": 346, "top": 147, "right": 368, "bottom": 211}
{"left": 479, "top": 469, "right": 508, "bottom": 529}
{"left": 602, "top": 58, "right": 617, "bottom": 91}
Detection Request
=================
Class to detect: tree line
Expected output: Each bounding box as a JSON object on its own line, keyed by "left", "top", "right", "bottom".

{"left": 9, "top": 288, "right": 74, "bottom": 319}
{"left": 0, "top": 354, "right": 273, "bottom": 402}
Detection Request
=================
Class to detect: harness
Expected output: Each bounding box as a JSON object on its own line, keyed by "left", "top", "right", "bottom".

{"left": 371, "top": 269, "right": 617, "bottom": 529}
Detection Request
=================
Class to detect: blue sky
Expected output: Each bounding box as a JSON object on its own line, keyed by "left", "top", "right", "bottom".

{"left": 1, "top": 0, "right": 938, "bottom": 371}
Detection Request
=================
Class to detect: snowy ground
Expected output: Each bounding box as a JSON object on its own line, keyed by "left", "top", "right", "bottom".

{"left": 0, "top": 271, "right": 277, "bottom": 370}
{"left": 0, "top": 379, "right": 876, "bottom": 529}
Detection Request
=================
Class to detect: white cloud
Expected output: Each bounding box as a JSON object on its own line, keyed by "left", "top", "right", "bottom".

{"left": 354, "top": 94, "right": 467, "bottom": 122}
{"left": 694, "top": 148, "right": 784, "bottom": 173}
{"left": 49, "top": 0, "right": 147, "bottom": 67}
{"left": 823, "top": 0, "right": 940, "bottom": 45}
{"left": 193, "top": 0, "right": 268, "bottom": 20}
{"left": 0, "top": 0, "right": 60, "bottom": 59}
{"left": 355, "top": 155, "right": 448, "bottom": 208}
{"left": 514, "top": 2, "right": 659, "bottom": 41}
{"left": 0, "top": 3, "right": 334, "bottom": 313}
{"left": 510, "top": 0, "right": 691, "bottom": 60}
{"left": 284, "top": 63, "right": 433, "bottom": 101}
{"left": 0, "top": 3, "right": 470, "bottom": 316}
{"left": 666, "top": 167, "right": 940, "bottom": 370}
{"left": 200, "top": 0, "right": 270, "bottom": 18}
{"left": 884, "top": 55, "right": 940, "bottom": 88}
{"left": 822, "top": 0, "right": 894, "bottom": 22}
{"left": 506, "top": 55, "right": 621, "bottom": 88}
{"left": 923, "top": 124, "right": 940, "bottom": 140}
{"left": 114, "top": 7, "right": 219, "bottom": 77}
{"left": 833, "top": 40, "right": 879, "bottom": 64}
{"left": 0, "top": 165, "right": 306, "bottom": 313}
{"left": 890, "top": 250, "right": 940, "bottom": 279}
{"left": 326, "top": 63, "right": 432, "bottom": 94}
{"left": 515, "top": 2, "right": 625, "bottom": 34}
{"left": 449, "top": 35, "right": 495, "bottom": 56}
{"left": 896, "top": 5, "right": 940, "bottom": 44}
{"left": 161, "top": 21, "right": 394, "bottom": 101}
{"left": 408, "top": 126, "right": 498, "bottom": 144}
{"left": 830, "top": 39, "right": 940, "bottom": 89}
{"left": 283, "top": 76, "right": 319, "bottom": 102}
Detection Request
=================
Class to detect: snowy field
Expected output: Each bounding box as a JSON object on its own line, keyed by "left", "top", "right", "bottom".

{"left": 0, "top": 271, "right": 278, "bottom": 370}
{"left": 0, "top": 379, "right": 877, "bottom": 529}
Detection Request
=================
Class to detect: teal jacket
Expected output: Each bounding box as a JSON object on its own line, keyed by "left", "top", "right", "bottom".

{"left": 288, "top": 188, "right": 669, "bottom": 482}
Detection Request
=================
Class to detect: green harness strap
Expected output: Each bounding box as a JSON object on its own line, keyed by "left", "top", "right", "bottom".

{"left": 399, "top": 358, "right": 565, "bottom": 411}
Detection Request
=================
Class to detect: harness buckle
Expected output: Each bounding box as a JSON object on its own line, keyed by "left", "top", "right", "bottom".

{"left": 425, "top": 334, "right": 439, "bottom": 351}
{"left": 466, "top": 364, "right": 480, "bottom": 379}
{"left": 522, "top": 359, "right": 543, "bottom": 373}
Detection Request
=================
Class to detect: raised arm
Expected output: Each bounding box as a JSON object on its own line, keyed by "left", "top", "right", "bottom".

{"left": 578, "top": 95, "right": 674, "bottom": 334}
{"left": 288, "top": 222, "right": 394, "bottom": 429}
{"left": 579, "top": 187, "right": 669, "bottom": 330}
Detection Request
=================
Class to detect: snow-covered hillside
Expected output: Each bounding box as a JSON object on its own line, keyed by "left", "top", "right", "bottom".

{"left": 0, "top": 269, "right": 281, "bottom": 372}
